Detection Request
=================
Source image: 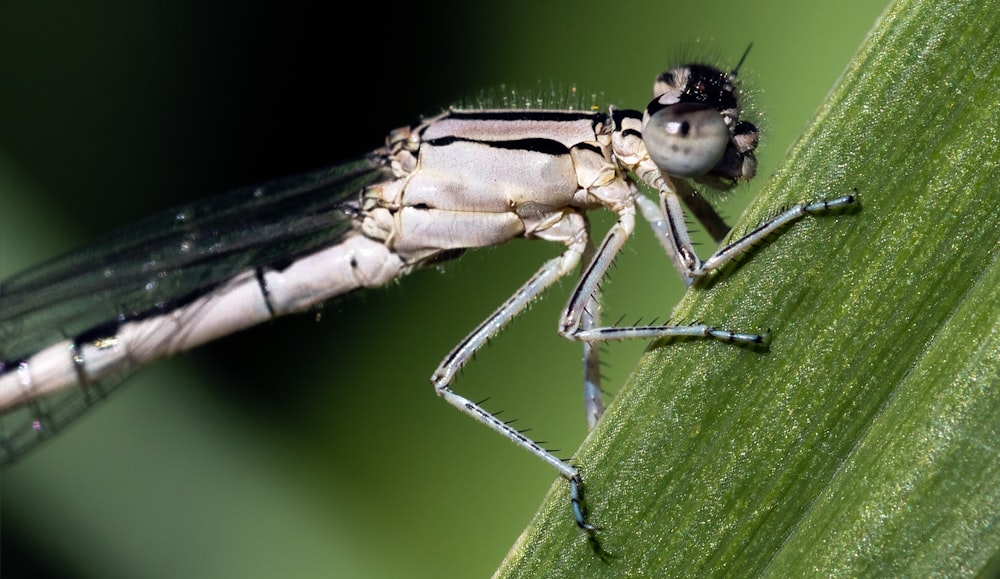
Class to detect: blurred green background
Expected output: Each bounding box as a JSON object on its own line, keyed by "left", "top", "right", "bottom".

{"left": 0, "top": 2, "right": 888, "bottom": 577}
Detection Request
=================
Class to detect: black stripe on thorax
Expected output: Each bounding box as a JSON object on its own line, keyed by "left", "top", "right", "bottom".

{"left": 610, "top": 108, "right": 642, "bottom": 126}
{"left": 425, "top": 135, "right": 571, "bottom": 156}
{"left": 574, "top": 142, "right": 603, "bottom": 155}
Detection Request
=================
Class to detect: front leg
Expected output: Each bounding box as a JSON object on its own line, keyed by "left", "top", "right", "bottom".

{"left": 637, "top": 166, "right": 859, "bottom": 284}
{"left": 695, "top": 193, "right": 859, "bottom": 278}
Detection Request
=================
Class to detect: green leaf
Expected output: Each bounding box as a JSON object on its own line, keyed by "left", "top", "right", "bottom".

{"left": 497, "top": 0, "right": 1000, "bottom": 575}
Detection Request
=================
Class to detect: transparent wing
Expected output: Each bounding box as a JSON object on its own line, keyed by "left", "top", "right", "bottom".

{"left": 0, "top": 154, "right": 391, "bottom": 464}
{"left": 1, "top": 155, "right": 388, "bottom": 362}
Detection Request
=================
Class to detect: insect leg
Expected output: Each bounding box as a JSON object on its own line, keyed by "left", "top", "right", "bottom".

{"left": 580, "top": 237, "right": 605, "bottom": 430}
{"left": 430, "top": 210, "right": 598, "bottom": 532}
{"left": 695, "top": 193, "right": 859, "bottom": 278}
{"left": 561, "top": 198, "right": 766, "bottom": 347}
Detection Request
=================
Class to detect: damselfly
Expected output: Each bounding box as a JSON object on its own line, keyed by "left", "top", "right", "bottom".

{"left": 0, "top": 47, "right": 856, "bottom": 532}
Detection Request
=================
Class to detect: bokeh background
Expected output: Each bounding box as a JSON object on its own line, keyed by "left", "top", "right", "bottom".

{"left": 0, "top": 1, "right": 889, "bottom": 577}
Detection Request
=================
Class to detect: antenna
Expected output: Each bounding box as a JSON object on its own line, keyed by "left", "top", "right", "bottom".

{"left": 731, "top": 43, "right": 754, "bottom": 78}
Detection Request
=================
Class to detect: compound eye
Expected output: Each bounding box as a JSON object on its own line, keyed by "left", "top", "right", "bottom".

{"left": 643, "top": 102, "right": 730, "bottom": 177}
